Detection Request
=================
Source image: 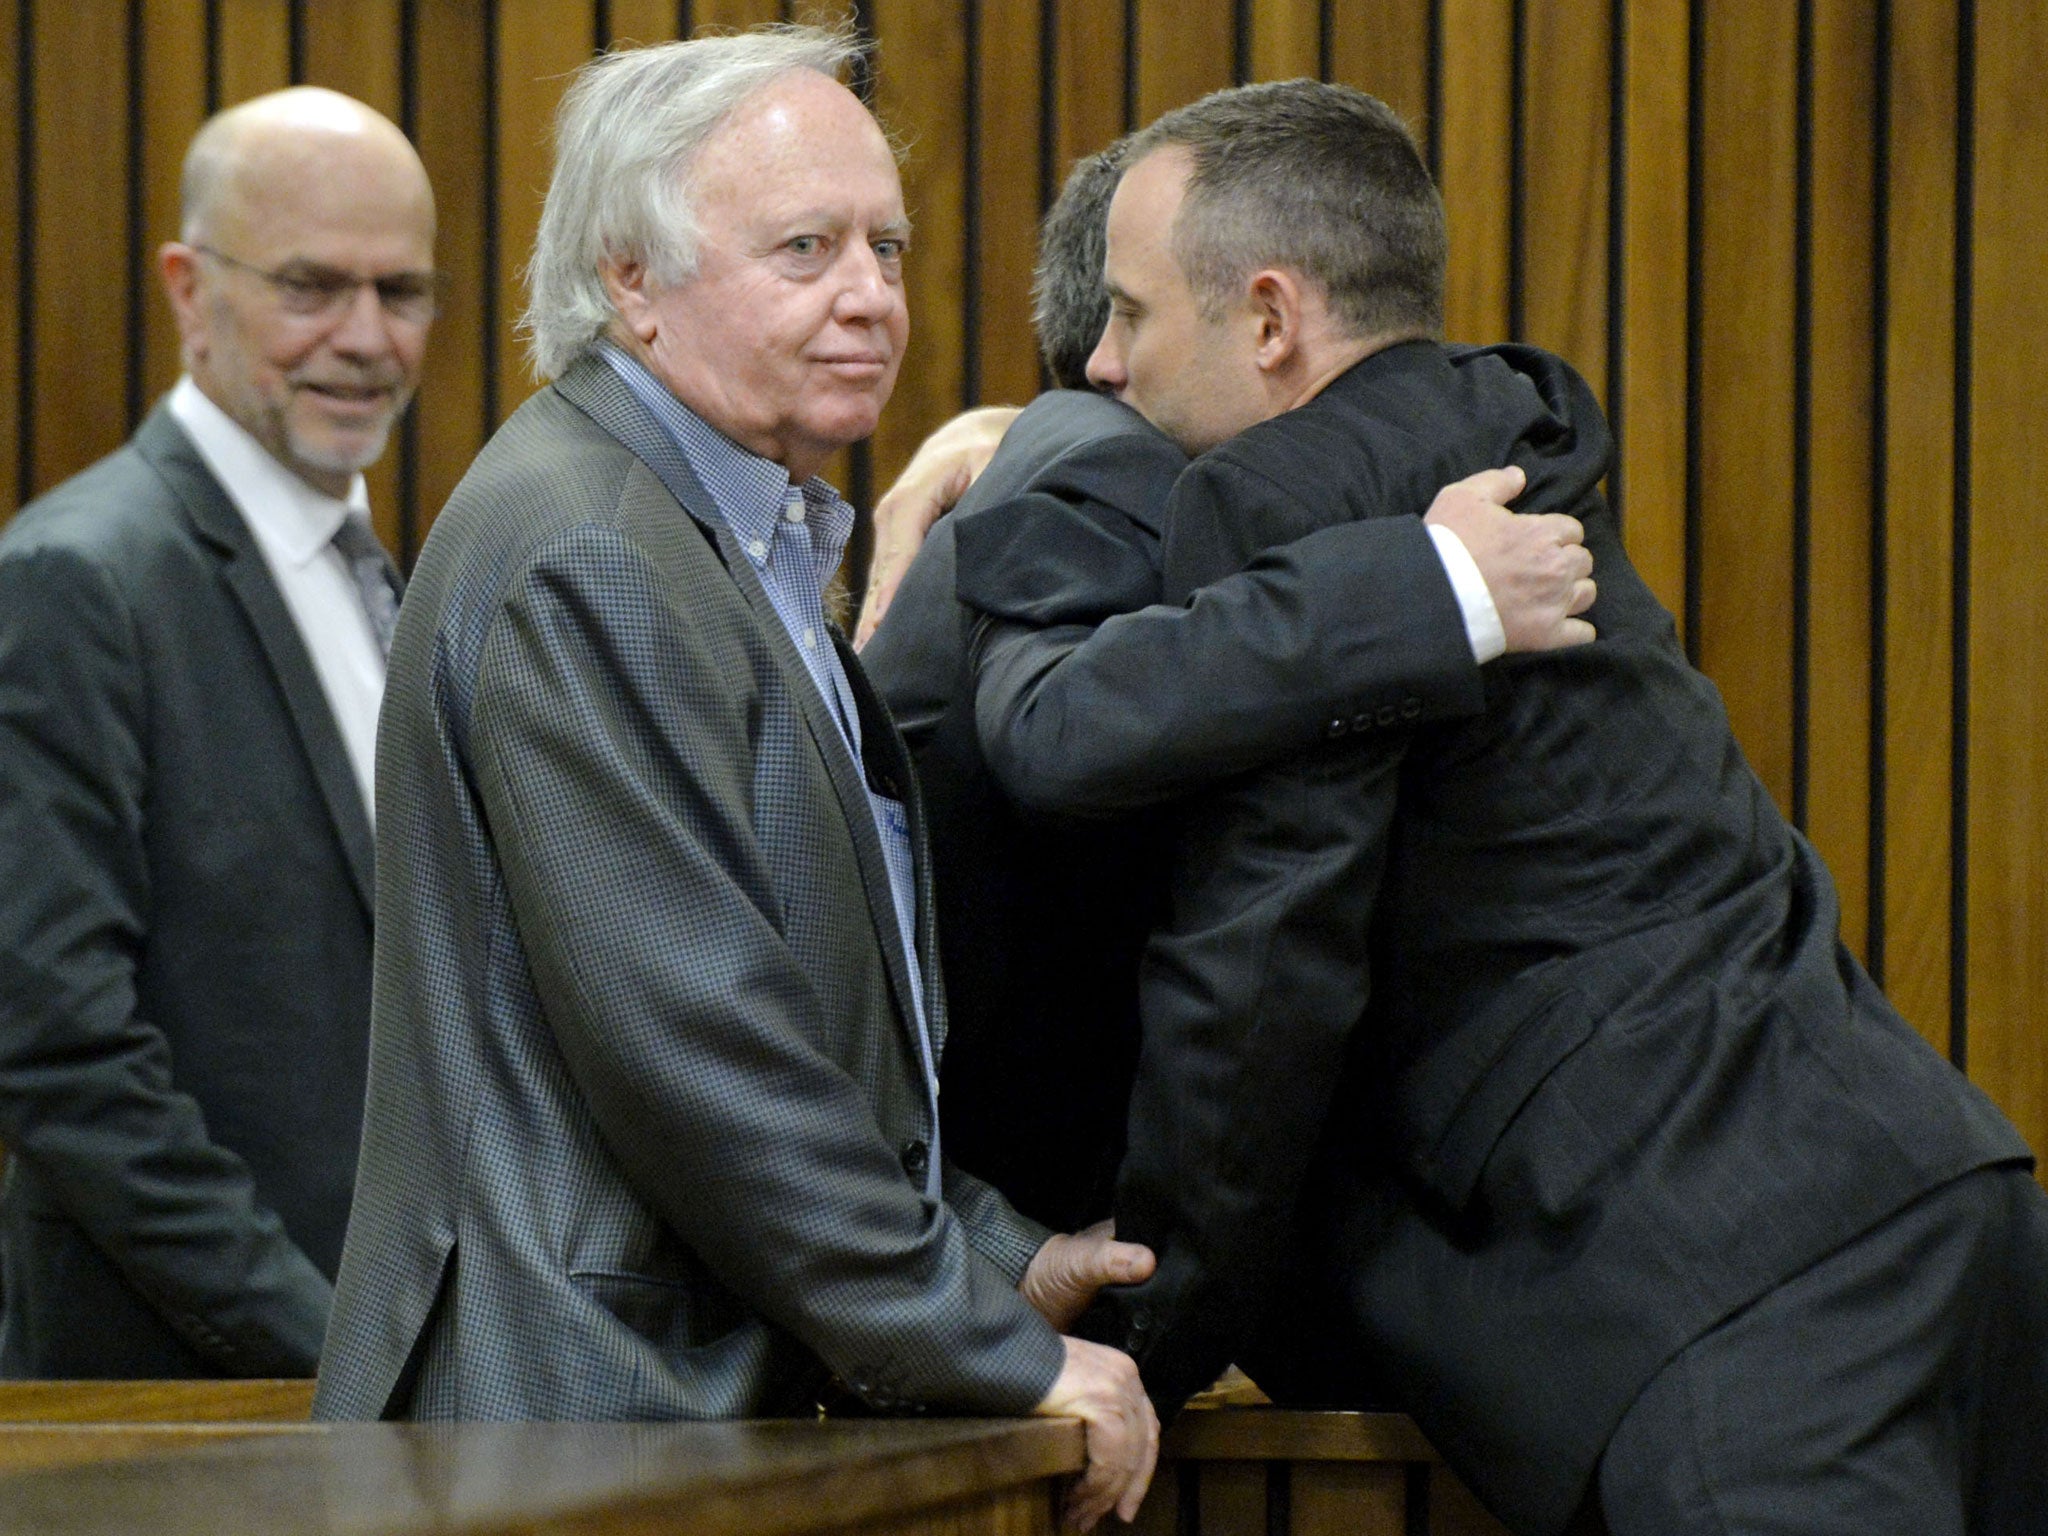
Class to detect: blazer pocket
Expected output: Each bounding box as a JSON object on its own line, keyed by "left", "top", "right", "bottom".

{"left": 570, "top": 1266, "right": 750, "bottom": 1354}
{"left": 1395, "top": 984, "right": 1597, "bottom": 1213}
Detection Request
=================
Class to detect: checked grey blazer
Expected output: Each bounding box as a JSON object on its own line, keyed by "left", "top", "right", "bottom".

{"left": 313, "top": 358, "right": 1064, "bottom": 1422}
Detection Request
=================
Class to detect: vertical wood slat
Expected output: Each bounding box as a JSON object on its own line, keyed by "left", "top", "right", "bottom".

{"left": 1516, "top": 0, "right": 1608, "bottom": 403}
{"left": 1248, "top": 0, "right": 1322, "bottom": 83}
{"left": 1196, "top": 1461, "right": 1266, "bottom": 1536}
{"left": 28, "top": 2, "right": 130, "bottom": 498}
{"left": 1614, "top": 0, "right": 1689, "bottom": 625}
{"left": 299, "top": 0, "right": 406, "bottom": 550}
{"left": 605, "top": 0, "right": 681, "bottom": 46}
{"left": 1132, "top": 0, "right": 1234, "bottom": 127}
{"left": 1965, "top": 0, "right": 2048, "bottom": 1165}
{"left": 1802, "top": 0, "right": 1878, "bottom": 959}
{"left": 974, "top": 0, "right": 1047, "bottom": 405}
{"left": 216, "top": 0, "right": 290, "bottom": 104}
{"left": 0, "top": 0, "right": 22, "bottom": 514}
{"left": 691, "top": 0, "right": 786, "bottom": 30}
{"left": 1880, "top": 0, "right": 1959, "bottom": 1050}
{"left": 867, "top": 0, "right": 969, "bottom": 494}
{"left": 1436, "top": 0, "right": 1513, "bottom": 344}
{"left": 494, "top": 2, "right": 597, "bottom": 424}
{"left": 1291, "top": 1462, "right": 1408, "bottom": 1535}
{"left": 409, "top": 0, "right": 492, "bottom": 557}
{"left": 1051, "top": 0, "right": 1126, "bottom": 167}
{"left": 1327, "top": 0, "right": 1432, "bottom": 155}
{"left": 1692, "top": 0, "right": 1799, "bottom": 812}
{"left": 139, "top": 0, "right": 208, "bottom": 412}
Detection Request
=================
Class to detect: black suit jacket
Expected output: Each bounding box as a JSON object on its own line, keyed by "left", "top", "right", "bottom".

{"left": 866, "top": 389, "right": 1488, "bottom": 1228}
{"left": 1038, "top": 344, "right": 2029, "bottom": 1535}
{"left": 0, "top": 407, "right": 372, "bottom": 1376}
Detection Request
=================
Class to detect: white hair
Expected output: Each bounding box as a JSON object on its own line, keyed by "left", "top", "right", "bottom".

{"left": 521, "top": 24, "right": 866, "bottom": 381}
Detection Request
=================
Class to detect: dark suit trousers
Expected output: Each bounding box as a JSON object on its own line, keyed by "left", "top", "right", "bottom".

{"left": 1594, "top": 1165, "right": 2048, "bottom": 1536}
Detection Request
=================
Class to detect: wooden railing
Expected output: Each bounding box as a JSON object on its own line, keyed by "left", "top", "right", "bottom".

{"left": 0, "top": 1383, "right": 1510, "bottom": 1535}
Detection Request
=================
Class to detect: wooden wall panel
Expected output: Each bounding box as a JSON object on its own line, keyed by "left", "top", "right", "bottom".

{"left": 1803, "top": 0, "right": 1878, "bottom": 957}
{"left": 973, "top": 0, "right": 1047, "bottom": 405}
{"left": 139, "top": 0, "right": 208, "bottom": 410}
{"left": 1248, "top": 0, "right": 1322, "bottom": 82}
{"left": 27, "top": 3, "right": 130, "bottom": 498}
{"left": 0, "top": 0, "right": 20, "bottom": 507}
{"left": 1517, "top": 0, "right": 1608, "bottom": 401}
{"left": 1050, "top": 0, "right": 1126, "bottom": 170}
{"left": 409, "top": 0, "right": 493, "bottom": 558}
{"left": 215, "top": 0, "right": 290, "bottom": 105}
{"left": 1328, "top": 1, "right": 1432, "bottom": 154}
{"left": 1966, "top": 0, "right": 2048, "bottom": 1163}
{"left": 606, "top": 1, "right": 684, "bottom": 46}
{"left": 1133, "top": 0, "right": 1234, "bottom": 127}
{"left": 1880, "top": 0, "right": 1958, "bottom": 1048}
{"left": 869, "top": 0, "right": 969, "bottom": 494}
{"left": 1614, "top": 0, "right": 1688, "bottom": 625}
{"left": 493, "top": 2, "right": 596, "bottom": 424}
{"left": 1436, "top": 0, "right": 1512, "bottom": 343}
{"left": 1693, "top": 0, "right": 1798, "bottom": 811}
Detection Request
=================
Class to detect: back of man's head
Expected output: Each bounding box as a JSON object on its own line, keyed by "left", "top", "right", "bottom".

{"left": 1031, "top": 139, "right": 1132, "bottom": 391}
{"left": 523, "top": 22, "right": 867, "bottom": 380}
{"left": 1129, "top": 79, "right": 1445, "bottom": 345}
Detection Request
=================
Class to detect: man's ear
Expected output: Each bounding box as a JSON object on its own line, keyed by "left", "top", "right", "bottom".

{"left": 159, "top": 243, "right": 208, "bottom": 358}
{"left": 1246, "top": 268, "right": 1304, "bottom": 374}
{"left": 601, "top": 256, "right": 658, "bottom": 343}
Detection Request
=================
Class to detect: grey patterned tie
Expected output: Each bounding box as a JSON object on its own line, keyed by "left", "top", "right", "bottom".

{"left": 331, "top": 516, "right": 404, "bottom": 660}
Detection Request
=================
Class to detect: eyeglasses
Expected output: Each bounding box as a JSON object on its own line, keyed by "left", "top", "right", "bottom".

{"left": 192, "top": 244, "right": 446, "bottom": 326}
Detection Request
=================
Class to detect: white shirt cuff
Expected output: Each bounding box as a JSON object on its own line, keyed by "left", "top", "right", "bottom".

{"left": 1427, "top": 522, "right": 1506, "bottom": 664}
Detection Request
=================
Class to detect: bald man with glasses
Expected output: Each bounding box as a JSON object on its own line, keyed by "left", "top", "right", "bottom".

{"left": 0, "top": 86, "right": 437, "bottom": 1377}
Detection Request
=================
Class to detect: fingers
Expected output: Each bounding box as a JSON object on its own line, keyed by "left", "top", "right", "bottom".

{"left": 1036, "top": 1338, "right": 1159, "bottom": 1531}
{"left": 1451, "top": 462, "right": 1526, "bottom": 505}
{"left": 1021, "top": 1230, "right": 1158, "bottom": 1331}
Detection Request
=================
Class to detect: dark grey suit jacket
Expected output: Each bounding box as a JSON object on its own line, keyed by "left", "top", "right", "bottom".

{"left": 865, "top": 390, "right": 1486, "bottom": 1228}
{"left": 1011, "top": 344, "right": 2029, "bottom": 1536}
{"left": 0, "top": 407, "right": 373, "bottom": 1376}
{"left": 314, "top": 359, "right": 1064, "bottom": 1422}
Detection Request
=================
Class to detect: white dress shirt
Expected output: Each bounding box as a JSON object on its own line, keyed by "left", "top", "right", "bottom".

{"left": 168, "top": 377, "right": 385, "bottom": 824}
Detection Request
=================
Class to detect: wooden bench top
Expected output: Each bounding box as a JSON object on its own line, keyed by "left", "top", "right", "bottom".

{"left": 0, "top": 1417, "right": 1085, "bottom": 1536}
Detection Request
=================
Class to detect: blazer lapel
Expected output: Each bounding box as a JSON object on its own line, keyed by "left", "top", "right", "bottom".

{"left": 553, "top": 362, "right": 934, "bottom": 1055}
{"left": 135, "top": 408, "right": 376, "bottom": 915}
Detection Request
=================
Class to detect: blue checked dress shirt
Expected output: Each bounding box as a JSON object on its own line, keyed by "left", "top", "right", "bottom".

{"left": 601, "top": 345, "right": 941, "bottom": 1195}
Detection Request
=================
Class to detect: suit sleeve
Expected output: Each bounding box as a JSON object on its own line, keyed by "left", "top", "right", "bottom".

{"left": 469, "top": 527, "right": 1064, "bottom": 1416}
{"left": 1093, "top": 456, "right": 1410, "bottom": 1414}
{"left": 0, "top": 542, "right": 331, "bottom": 1374}
{"left": 962, "top": 456, "right": 1482, "bottom": 818}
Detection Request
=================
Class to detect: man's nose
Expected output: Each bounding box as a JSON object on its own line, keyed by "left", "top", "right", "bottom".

{"left": 1084, "top": 329, "right": 1124, "bottom": 394}
{"left": 325, "top": 281, "right": 398, "bottom": 357}
{"left": 833, "top": 244, "right": 898, "bottom": 322}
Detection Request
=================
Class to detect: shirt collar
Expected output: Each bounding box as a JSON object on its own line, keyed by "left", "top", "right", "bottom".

{"left": 597, "top": 343, "right": 855, "bottom": 570}
{"left": 167, "top": 376, "right": 370, "bottom": 567}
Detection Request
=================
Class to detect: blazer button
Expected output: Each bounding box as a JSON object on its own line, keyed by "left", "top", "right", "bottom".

{"left": 898, "top": 1139, "right": 930, "bottom": 1181}
{"left": 1401, "top": 697, "right": 1422, "bottom": 720}
{"left": 1325, "top": 717, "right": 1349, "bottom": 739}
{"left": 1376, "top": 703, "right": 1400, "bottom": 727}
{"left": 1351, "top": 712, "right": 1374, "bottom": 733}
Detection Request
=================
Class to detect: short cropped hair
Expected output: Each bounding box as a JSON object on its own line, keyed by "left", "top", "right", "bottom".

{"left": 522, "top": 24, "right": 867, "bottom": 381}
{"left": 1030, "top": 139, "right": 1133, "bottom": 390}
{"left": 1128, "top": 79, "right": 1445, "bottom": 343}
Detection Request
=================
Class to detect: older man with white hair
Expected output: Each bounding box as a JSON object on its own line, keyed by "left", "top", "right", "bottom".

{"left": 314, "top": 26, "right": 1155, "bottom": 1528}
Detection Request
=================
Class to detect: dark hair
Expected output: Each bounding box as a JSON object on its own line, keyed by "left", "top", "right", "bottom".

{"left": 1030, "top": 138, "right": 1134, "bottom": 390}
{"left": 1128, "top": 78, "right": 1445, "bottom": 342}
